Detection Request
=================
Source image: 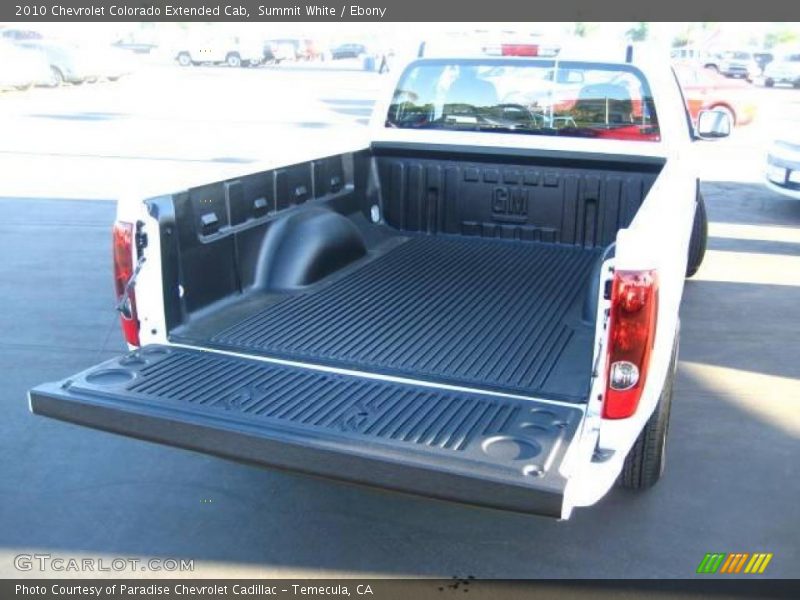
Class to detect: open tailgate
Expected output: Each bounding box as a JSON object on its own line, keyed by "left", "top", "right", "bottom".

{"left": 29, "top": 345, "right": 584, "bottom": 517}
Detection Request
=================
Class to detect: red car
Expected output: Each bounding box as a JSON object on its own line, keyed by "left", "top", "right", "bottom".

{"left": 674, "top": 63, "right": 757, "bottom": 127}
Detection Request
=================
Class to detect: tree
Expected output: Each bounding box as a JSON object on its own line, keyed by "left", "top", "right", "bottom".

{"left": 765, "top": 27, "right": 799, "bottom": 49}
{"left": 626, "top": 22, "right": 649, "bottom": 42}
{"left": 573, "top": 22, "right": 599, "bottom": 38}
{"left": 672, "top": 33, "right": 690, "bottom": 48}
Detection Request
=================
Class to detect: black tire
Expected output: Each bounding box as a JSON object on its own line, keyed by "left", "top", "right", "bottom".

{"left": 226, "top": 53, "right": 242, "bottom": 68}
{"left": 617, "top": 337, "right": 678, "bottom": 490}
{"left": 49, "top": 66, "right": 64, "bottom": 87}
{"left": 686, "top": 193, "right": 708, "bottom": 278}
{"left": 765, "top": 78, "right": 774, "bottom": 88}
{"left": 177, "top": 52, "right": 192, "bottom": 67}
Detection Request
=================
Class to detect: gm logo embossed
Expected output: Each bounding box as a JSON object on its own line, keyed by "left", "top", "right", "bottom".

{"left": 492, "top": 187, "right": 528, "bottom": 222}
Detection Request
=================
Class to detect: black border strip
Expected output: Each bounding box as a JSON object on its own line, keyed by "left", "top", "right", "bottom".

{"left": 4, "top": 579, "right": 800, "bottom": 598}
{"left": 3, "top": 2, "right": 800, "bottom": 21}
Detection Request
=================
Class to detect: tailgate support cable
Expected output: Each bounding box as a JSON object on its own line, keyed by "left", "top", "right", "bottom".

{"left": 116, "top": 255, "right": 146, "bottom": 316}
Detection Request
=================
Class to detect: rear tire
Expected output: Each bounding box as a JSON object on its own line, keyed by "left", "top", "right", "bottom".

{"left": 226, "top": 53, "right": 242, "bottom": 68}
{"left": 617, "top": 336, "right": 678, "bottom": 490}
{"left": 764, "top": 78, "right": 774, "bottom": 88}
{"left": 177, "top": 52, "right": 192, "bottom": 67}
{"left": 686, "top": 193, "right": 708, "bottom": 278}
{"left": 49, "top": 66, "right": 64, "bottom": 87}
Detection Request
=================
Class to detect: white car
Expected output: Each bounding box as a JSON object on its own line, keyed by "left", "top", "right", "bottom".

{"left": 765, "top": 122, "right": 800, "bottom": 199}
{"left": 174, "top": 37, "right": 264, "bottom": 67}
{"left": 763, "top": 52, "right": 800, "bottom": 88}
{"left": 84, "top": 44, "right": 138, "bottom": 82}
{"left": 0, "top": 39, "right": 51, "bottom": 89}
{"left": 707, "top": 50, "right": 760, "bottom": 81}
{"left": 30, "top": 50, "right": 730, "bottom": 520}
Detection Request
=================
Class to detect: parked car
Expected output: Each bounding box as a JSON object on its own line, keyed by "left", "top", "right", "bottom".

{"left": 0, "top": 27, "right": 44, "bottom": 41}
{"left": 174, "top": 36, "right": 263, "bottom": 67}
{"left": 263, "top": 38, "right": 324, "bottom": 63}
{"left": 763, "top": 53, "right": 800, "bottom": 88}
{"left": 297, "top": 39, "right": 325, "bottom": 61}
{"left": 263, "top": 39, "right": 300, "bottom": 64}
{"left": 30, "top": 52, "right": 728, "bottom": 520}
{"left": 704, "top": 50, "right": 759, "bottom": 81}
{"left": 112, "top": 37, "right": 158, "bottom": 55}
{"left": 16, "top": 39, "right": 94, "bottom": 86}
{"left": 674, "top": 63, "right": 757, "bottom": 126}
{"left": 85, "top": 44, "right": 138, "bottom": 82}
{"left": 765, "top": 123, "right": 800, "bottom": 199}
{"left": 0, "top": 39, "right": 51, "bottom": 90}
{"left": 331, "top": 43, "right": 368, "bottom": 60}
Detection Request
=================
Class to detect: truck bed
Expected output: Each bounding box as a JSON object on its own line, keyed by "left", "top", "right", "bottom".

{"left": 173, "top": 233, "right": 602, "bottom": 401}
{"left": 30, "top": 147, "right": 664, "bottom": 519}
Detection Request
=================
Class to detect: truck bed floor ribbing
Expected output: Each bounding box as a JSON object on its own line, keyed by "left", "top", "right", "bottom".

{"left": 180, "top": 235, "right": 601, "bottom": 401}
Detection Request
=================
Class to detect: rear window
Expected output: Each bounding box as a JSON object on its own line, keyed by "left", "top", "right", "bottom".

{"left": 386, "top": 60, "right": 660, "bottom": 142}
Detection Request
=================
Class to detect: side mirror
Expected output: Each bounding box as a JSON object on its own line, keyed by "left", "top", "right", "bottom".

{"left": 696, "top": 109, "right": 732, "bottom": 140}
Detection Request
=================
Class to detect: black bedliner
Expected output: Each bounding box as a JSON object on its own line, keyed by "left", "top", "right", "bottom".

{"left": 174, "top": 234, "right": 602, "bottom": 401}
{"left": 158, "top": 147, "right": 659, "bottom": 402}
{"left": 30, "top": 346, "right": 583, "bottom": 517}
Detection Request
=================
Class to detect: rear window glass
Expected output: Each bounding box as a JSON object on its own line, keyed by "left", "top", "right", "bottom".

{"left": 386, "top": 60, "right": 660, "bottom": 142}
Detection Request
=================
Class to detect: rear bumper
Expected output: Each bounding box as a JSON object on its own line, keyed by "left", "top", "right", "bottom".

{"left": 764, "top": 74, "right": 800, "bottom": 85}
{"left": 30, "top": 346, "right": 585, "bottom": 518}
{"left": 766, "top": 150, "right": 800, "bottom": 199}
{"left": 765, "top": 179, "right": 800, "bottom": 200}
{"left": 720, "top": 66, "right": 755, "bottom": 79}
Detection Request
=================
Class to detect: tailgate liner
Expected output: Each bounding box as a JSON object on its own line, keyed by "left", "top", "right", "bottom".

{"left": 178, "top": 235, "right": 600, "bottom": 401}
{"left": 30, "top": 346, "right": 583, "bottom": 516}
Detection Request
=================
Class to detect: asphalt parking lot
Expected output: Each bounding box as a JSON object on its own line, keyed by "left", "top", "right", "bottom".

{"left": 0, "top": 65, "right": 798, "bottom": 578}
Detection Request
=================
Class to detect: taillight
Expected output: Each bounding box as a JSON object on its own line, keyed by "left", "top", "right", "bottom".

{"left": 501, "top": 44, "right": 539, "bottom": 57}
{"left": 603, "top": 270, "right": 658, "bottom": 419}
{"left": 113, "top": 221, "right": 140, "bottom": 346}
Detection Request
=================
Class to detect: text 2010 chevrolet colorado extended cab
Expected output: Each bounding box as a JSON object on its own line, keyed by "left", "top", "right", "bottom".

{"left": 30, "top": 53, "right": 730, "bottom": 519}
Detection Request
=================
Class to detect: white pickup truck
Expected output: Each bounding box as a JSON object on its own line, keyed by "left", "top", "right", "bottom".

{"left": 174, "top": 36, "right": 264, "bottom": 67}
{"left": 30, "top": 52, "right": 731, "bottom": 519}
